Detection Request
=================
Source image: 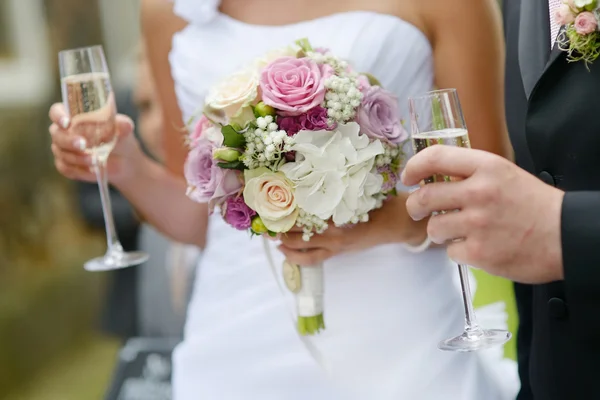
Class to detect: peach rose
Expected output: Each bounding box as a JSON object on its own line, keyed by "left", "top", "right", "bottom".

{"left": 243, "top": 167, "right": 298, "bottom": 232}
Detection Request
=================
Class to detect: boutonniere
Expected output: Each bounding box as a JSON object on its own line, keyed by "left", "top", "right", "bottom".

{"left": 554, "top": 0, "right": 600, "bottom": 66}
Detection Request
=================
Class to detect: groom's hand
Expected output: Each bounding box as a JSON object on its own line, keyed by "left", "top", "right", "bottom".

{"left": 402, "top": 145, "right": 564, "bottom": 284}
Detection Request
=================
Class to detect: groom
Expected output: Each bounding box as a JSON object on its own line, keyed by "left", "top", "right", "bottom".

{"left": 401, "top": 0, "right": 600, "bottom": 399}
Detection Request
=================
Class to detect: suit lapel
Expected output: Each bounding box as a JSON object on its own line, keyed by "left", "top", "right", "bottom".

{"left": 518, "top": 0, "right": 551, "bottom": 99}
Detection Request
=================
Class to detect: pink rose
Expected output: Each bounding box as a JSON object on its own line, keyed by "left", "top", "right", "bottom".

{"left": 189, "top": 115, "right": 213, "bottom": 146}
{"left": 184, "top": 138, "right": 243, "bottom": 211}
{"left": 574, "top": 12, "right": 598, "bottom": 35}
{"left": 357, "top": 86, "right": 407, "bottom": 144}
{"left": 554, "top": 4, "right": 576, "bottom": 26}
{"left": 260, "top": 57, "right": 333, "bottom": 116}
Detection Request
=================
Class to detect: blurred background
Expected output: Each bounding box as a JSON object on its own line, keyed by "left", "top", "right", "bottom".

{"left": 0, "top": 0, "right": 514, "bottom": 399}
{"left": 0, "top": 0, "right": 199, "bottom": 399}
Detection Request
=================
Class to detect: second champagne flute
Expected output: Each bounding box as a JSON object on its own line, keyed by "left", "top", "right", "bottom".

{"left": 59, "top": 45, "right": 149, "bottom": 271}
{"left": 408, "top": 88, "right": 511, "bottom": 352}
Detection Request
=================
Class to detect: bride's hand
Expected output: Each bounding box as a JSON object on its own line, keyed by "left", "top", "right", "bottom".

{"left": 48, "top": 103, "right": 143, "bottom": 185}
{"left": 277, "top": 193, "right": 428, "bottom": 265}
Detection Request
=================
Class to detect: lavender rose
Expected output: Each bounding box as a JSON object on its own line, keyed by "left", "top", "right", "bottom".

{"left": 222, "top": 196, "right": 256, "bottom": 230}
{"left": 184, "top": 138, "right": 243, "bottom": 211}
{"left": 260, "top": 57, "right": 333, "bottom": 116}
{"left": 278, "top": 106, "right": 333, "bottom": 135}
{"left": 357, "top": 86, "right": 407, "bottom": 145}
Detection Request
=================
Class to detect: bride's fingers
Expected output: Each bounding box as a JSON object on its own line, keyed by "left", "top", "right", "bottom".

{"left": 54, "top": 159, "right": 96, "bottom": 182}
{"left": 279, "top": 232, "right": 310, "bottom": 249}
{"left": 278, "top": 245, "right": 331, "bottom": 266}
{"left": 51, "top": 144, "right": 92, "bottom": 168}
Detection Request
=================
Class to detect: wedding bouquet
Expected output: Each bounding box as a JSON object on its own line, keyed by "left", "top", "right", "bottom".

{"left": 184, "top": 39, "right": 406, "bottom": 335}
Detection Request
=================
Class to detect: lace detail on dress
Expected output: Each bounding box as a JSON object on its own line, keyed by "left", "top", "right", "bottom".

{"left": 173, "top": 0, "right": 220, "bottom": 25}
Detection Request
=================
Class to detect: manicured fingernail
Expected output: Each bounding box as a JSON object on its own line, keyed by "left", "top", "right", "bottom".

{"left": 75, "top": 138, "right": 86, "bottom": 150}
{"left": 400, "top": 169, "right": 406, "bottom": 183}
{"left": 60, "top": 116, "right": 70, "bottom": 129}
{"left": 408, "top": 187, "right": 420, "bottom": 194}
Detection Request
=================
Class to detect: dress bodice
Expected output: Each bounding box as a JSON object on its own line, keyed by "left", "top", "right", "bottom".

{"left": 170, "top": 1, "right": 434, "bottom": 129}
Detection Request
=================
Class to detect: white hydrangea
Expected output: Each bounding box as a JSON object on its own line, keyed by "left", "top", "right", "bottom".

{"left": 280, "top": 122, "right": 384, "bottom": 226}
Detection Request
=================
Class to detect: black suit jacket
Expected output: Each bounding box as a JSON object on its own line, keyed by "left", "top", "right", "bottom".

{"left": 504, "top": 1, "right": 600, "bottom": 399}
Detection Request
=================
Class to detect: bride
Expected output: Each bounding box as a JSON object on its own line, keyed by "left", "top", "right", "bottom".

{"left": 49, "top": 0, "right": 518, "bottom": 398}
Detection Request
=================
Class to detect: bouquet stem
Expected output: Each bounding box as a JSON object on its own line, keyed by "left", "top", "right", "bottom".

{"left": 296, "top": 263, "right": 325, "bottom": 336}
{"left": 297, "top": 314, "right": 325, "bottom": 335}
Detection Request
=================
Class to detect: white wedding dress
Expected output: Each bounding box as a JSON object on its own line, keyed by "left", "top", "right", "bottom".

{"left": 169, "top": 1, "right": 519, "bottom": 399}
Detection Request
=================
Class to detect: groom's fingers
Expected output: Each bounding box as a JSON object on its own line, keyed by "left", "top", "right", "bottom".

{"left": 405, "top": 180, "right": 466, "bottom": 221}
{"left": 426, "top": 210, "right": 469, "bottom": 244}
{"left": 401, "top": 145, "right": 482, "bottom": 186}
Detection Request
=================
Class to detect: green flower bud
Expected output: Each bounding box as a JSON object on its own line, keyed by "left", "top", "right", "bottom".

{"left": 213, "top": 148, "right": 241, "bottom": 162}
{"left": 251, "top": 216, "right": 268, "bottom": 234}
{"left": 254, "top": 102, "right": 276, "bottom": 117}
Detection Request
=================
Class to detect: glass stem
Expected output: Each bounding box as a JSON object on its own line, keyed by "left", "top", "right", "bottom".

{"left": 93, "top": 159, "right": 123, "bottom": 255}
{"left": 457, "top": 263, "right": 481, "bottom": 336}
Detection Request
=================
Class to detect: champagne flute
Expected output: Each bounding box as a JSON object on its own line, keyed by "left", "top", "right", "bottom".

{"left": 408, "top": 88, "right": 511, "bottom": 352}
{"left": 59, "top": 45, "right": 149, "bottom": 271}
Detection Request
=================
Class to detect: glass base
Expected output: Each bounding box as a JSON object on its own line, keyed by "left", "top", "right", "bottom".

{"left": 84, "top": 251, "right": 149, "bottom": 272}
{"left": 438, "top": 329, "right": 511, "bottom": 352}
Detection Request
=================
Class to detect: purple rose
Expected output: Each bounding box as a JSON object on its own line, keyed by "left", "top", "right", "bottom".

{"left": 299, "top": 106, "right": 332, "bottom": 131}
{"left": 184, "top": 138, "right": 243, "bottom": 211}
{"left": 260, "top": 57, "right": 333, "bottom": 116}
{"left": 357, "top": 86, "right": 407, "bottom": 145}
{"left": 278, "top": 107, "right": 334, "bottom": 135}
{"left": 222, "top": 195, "right": 256, "bottom": 230}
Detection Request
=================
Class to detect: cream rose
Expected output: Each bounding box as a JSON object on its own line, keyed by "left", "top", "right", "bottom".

{"left": 203, "top": 68, "right": 259, "bottom": 126}
{"left": 243, "top": 167, "right": 298, "bottom": 232}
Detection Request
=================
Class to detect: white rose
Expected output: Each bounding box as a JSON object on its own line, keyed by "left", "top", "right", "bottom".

{"left": 243, "top": 167, "right": 299, "bottom": 232}
{"left": 280, "top": 122, "right": 385, "bottom": 225}
{"left": 204, "top": 68, "right": 259, "bottom": 126}
{"left": 253, "top": 44, "right": 303, "bottom": 71}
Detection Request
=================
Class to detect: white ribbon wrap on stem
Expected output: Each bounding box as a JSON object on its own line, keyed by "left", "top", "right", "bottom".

{"left": 297, "top": 264, "right": 324, "bottom": 317}
{"left": 262, "top": 237, "right": 329, "bottom": 372}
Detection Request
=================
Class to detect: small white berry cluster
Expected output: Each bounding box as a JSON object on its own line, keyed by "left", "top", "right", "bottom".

{"left": 295, "top": 210, "right": 329, "bottom": 242}
{"left": 241, "top": 116, "right": 294, "bottom": 170}
{"left": 324, "top": 75, "right": 363, "bottom": 124}
{"left": 306, "top": 51, "right": 349, "bottom": 75}
{"left": 375, "top": 143, "right": 401, "bottom": 168}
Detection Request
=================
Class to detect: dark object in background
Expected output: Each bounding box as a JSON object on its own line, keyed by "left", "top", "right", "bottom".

{"left": 76, "top": 89, "right": 141, "bottom": 340}
{"left": 104, "top": 337, "right": 179, "bottom": 400}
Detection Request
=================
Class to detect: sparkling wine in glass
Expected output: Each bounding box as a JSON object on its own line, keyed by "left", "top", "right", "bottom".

{"left": 59, "top": 45, "right": 149, "bottom": 271}
{"left": 408, "top": 88, "right": 511, "bottom": 352}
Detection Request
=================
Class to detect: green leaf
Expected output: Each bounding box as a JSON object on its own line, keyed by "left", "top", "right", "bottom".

{"left": 361, "top": 72, "right": 382, "bottom": 88}
{"left": 295, "top": 38, "right": 313, "bottom": 53}
{"left": 217, "top": 160, "right": 245, "bottom": 170}
{"left": 268, "top": 231, "right": 277, "bottom": 237}
{"left": 221, "top": 125, "right": 246, "bottom": 148}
